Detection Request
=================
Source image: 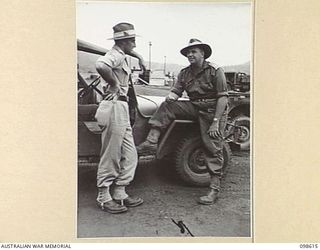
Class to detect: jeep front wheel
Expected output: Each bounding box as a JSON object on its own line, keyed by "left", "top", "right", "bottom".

{"left": 174, "top": 134, "right": 231, "bottom": 186}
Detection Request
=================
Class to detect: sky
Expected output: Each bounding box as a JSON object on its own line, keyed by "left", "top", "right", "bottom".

{"left": 76, "top": 1, "right": 252, "bottom": 67}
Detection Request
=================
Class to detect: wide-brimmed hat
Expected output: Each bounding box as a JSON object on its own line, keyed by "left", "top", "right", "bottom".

{"left": 180, "top": 38, "right": 212, "bottom": 59}
{"left": 108, "top": 22, "right": 139, "bottom": 40}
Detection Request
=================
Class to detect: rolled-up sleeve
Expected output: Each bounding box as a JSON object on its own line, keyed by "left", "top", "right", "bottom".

{"left": 97, "top": 52, "right": 119, "bottom": 69}
{"left": 171, "top": 72, "right": 184, "bottom": 97}
{"left": 216, "top": 68, "right": 228, "bottom": 97}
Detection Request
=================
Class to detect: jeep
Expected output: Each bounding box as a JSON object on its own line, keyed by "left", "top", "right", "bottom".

{"left": 77, "top": 39, "right": 248, "bottom": 186}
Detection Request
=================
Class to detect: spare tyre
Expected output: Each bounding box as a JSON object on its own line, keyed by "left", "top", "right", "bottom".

{"left": 232, "top": 115, "right": 250, "bottom": 150}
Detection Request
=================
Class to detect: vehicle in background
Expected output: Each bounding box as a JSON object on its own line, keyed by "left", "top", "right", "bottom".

{"left": 225, "top": 71, "right": 250, "bottom": 92}
{"left": 227, "top": 91, "right": 250, "bottom": 150}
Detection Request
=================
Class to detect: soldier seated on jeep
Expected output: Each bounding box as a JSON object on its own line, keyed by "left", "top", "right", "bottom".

{"left": 137, "top": 38, "right": 229, "bottom": 205}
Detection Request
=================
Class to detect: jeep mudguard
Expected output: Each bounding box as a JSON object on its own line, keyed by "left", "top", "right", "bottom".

{"left": 156, "top": 120, "right": 198, "bottom": 160}
{"left": 228, "top": 92, "right": 250, "bottom": 118}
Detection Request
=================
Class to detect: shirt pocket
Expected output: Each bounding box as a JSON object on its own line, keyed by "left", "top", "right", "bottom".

{"left": 199, "top": 74, "right": 214, "bottom": 91}
{"left": 199, "top": 80, "right": 214, "bottom": 91}
{"left": 184, "top": 78, "right": 193, "bottom": 90}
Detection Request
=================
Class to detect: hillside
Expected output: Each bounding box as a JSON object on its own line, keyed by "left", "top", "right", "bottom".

{"left": 222, "top": 61, "right": 250, "bottom": 74}
{"left": 77, "top": 51, "right": 250, "bottom": 76}
{"left": 78, "top": 51, "right": 100, "bottom": 73}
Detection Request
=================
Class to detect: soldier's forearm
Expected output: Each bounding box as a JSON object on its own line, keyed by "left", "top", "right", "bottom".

{"left": 170, "top": 87, "right": 183, "bottom": 97}
{"left": 214, "top": 96, "right": 228, "bottom": 120}
{"left": 127, "top": 51, "right": 146, "bottom": 71}
{"left": 127, "top": 50, "right": 144, "bottom": 61}
{"left": 96, "top": 62, "right": 119, "bottom": 87}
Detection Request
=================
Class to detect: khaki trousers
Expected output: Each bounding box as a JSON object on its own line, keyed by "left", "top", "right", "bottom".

{"left": 97, "top": 101, "right": 138, "bottom": 188}
{"left": 148, "top": 100, "right": 227, "bottom": 173}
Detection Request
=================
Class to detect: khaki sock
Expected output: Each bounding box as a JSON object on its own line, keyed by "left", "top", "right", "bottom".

{"left": 113, "top": 185, "right": 129, "bottom": 200}
{"left": 96, "top": 187, "right": 112, "bottom": 203}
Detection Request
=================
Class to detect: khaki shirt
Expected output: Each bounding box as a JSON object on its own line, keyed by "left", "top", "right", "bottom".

{"left": 97, "top": 45, "right": 131, "bottom": 96}
{"left": 171, "top": 61, "right": 228, "bottom": 101}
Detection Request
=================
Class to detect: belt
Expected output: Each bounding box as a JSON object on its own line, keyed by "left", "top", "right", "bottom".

{"left": 117, "top": 95, "right": 129, "bottom": 102}
{"left": 191, "top": 98, "right": 216, "bottom": 102}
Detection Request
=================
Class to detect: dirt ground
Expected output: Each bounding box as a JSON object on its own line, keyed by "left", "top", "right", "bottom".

{"left": 77, "top": 151, "right": 250, "bottom": 238}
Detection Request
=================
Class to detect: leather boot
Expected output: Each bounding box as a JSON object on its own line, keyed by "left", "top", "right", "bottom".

{"left": 198, "top": 188, "right": 219, "bottom": 205}
{"left": 198, "top": 175, "right": 221, "bottom": 205}
{"left": 96, "top": 187, "right": 127, "bottom": 214}
{"left": 96, "top": 200, "right": 128, "bottom": 213}
{"left": 115, "top": 196, "right": 144, "bottom": 207}
{"left": 136, "top": 128, "right": 161, "bottom": 155}
{"left": 113, "top": 185, "right": 144, "bottom": 207}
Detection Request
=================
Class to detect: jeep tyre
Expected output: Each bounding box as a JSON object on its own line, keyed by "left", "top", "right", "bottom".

{"left": 232, "top": 115, "right": 250, "bottom": 150}
{"left": 174, "top": 134, "right": 231, "bottom": 186}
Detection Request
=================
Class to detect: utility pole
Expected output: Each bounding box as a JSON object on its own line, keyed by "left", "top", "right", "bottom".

{"left": 164, "top": 56, "right": 166, "bottom": 75}
{"left": 148, "top": 41, "right": 152, "bottom": 71}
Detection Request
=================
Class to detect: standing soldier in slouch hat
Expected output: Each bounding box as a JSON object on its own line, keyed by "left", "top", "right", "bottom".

{"left": 95, "top": 22, "right": 146, "bottom": 213}
{"left": 137, "top": 38, "right": 229, "bottom": 204}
